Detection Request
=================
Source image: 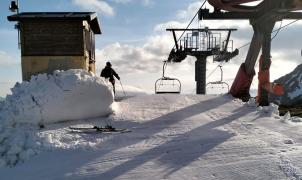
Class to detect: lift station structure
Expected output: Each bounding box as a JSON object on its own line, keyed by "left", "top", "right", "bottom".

{"left": 165, "top": 28, "right": 239, "bottom": 94}
{"left": 199, "top": 0, "right": 302, "bottom": 106}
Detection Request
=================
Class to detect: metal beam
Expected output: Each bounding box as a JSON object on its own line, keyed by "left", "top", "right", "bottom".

{"left": 166, "top": 28, "right": 237, "bottom": 32}
{"left": 199, "top": 9, "right": 302, "bottom": 20}
{"left": 172, "top": 31, "right": 179, "bottom": 50}
{"left": 224, "top": 30, "right": 232, "bottom": 51}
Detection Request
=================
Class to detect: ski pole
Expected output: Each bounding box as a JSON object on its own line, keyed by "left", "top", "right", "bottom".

{"left": 119, "top": 80, "right": 127, "bottom": 97}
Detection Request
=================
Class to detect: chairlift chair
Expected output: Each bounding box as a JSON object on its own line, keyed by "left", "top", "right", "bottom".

{"left": 155, "top": 61, "right": 182, "bottom": 94}
{"left": 206, "top": 65, "right": 229, "bottom": 94}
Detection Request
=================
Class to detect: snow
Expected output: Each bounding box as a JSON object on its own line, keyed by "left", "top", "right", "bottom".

{"left": 1, "top": 69, "right": 114, "bottom": 125}
{"left": 1, "top": 71, "right": 302, "bottom": 178}
{"left": 2, "top": 92, "right": 302, "bottom": 179}
{"left": 0, "top": 69, "right": 115, "bottom": 167}
{"left": 115, "top": 84, "right": 148, "bottom": 100}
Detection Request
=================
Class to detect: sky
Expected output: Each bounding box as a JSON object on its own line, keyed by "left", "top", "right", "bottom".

{"left": 0, "top": 0, "right": 302, "bottom": 97}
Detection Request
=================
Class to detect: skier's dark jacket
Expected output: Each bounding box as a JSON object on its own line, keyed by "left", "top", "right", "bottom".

{"left": 101, "top": 66, "right": 120, "bottom": 82}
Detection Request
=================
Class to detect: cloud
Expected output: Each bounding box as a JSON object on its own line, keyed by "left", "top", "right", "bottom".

{"left": 96, "top": 0, "right": 248, "bottom": 78}
{"left": 96, "top": 34, "right": 174, "bottom": 74}
{"left": 96, "top": 0, "right": 302, "bottom": 93}
{"left": 176, "top": 1, "right": 203, "bottom": 20}
{"left": 109, "top": 0, "right": 153, "bottom": 6}
{"left": 72, "top": 0, "right": 115, "bottom": 17}
{"left": 0, "top": 51, "right": 19, "bottom": 66}
{"left": 0, "top": 82, "right": 15, "bottom": 97}
{"left": 142, "top": 0, "right": 153, "bottom": 6}
{"left": 111, "top": 0, "right": 132, "bottom": 4}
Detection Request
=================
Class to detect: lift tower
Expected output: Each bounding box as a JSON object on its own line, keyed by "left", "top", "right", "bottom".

{"left": 199, "top": 0, "right": 302, "bottom": 105}
{"left": 167, "top": 28, "right": 238, "bottom": 94}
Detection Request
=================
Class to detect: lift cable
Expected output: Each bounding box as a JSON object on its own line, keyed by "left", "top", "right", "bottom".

{"left": 164, "top": 0, "right": 208, "bottom": 76}
{"left": 237, "top": 19, "right": 300, "bottom": 50}
{"left": 172, "top": 0, "right": 208, "bottom": 50}
{"left": 271, "top": 20, "right": 283, "bottom": 40}
{"left": 207, "top": 61, "right": 225, "bottom": 79}
{"left": 207, "top": 20, "right": 300, "bottom": 81}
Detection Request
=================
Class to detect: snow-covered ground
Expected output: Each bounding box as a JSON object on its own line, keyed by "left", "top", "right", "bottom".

{"left": 2, "top": 93, "right": 302, "bottom": 179}
{"left": 0, "top": 69, "right": 115, "bottom": 167}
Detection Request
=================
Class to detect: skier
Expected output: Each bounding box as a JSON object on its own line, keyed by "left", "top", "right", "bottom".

{"left": 101, "top": 61, "right": 120, "bottom": 94}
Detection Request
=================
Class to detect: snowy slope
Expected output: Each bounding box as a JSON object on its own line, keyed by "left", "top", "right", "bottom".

{"left": 1, "top": 94, "right": 302, "bottom": 179}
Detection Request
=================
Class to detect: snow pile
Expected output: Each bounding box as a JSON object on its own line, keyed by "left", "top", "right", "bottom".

{"left": 1, "top": 69, "right": 114, "bottom": 125}
{"left": 257, "top": 103, "right": 280, "bottom": 116}
{"left": 240, "top": 98, "right": 302, "bottom": 123}
{"left": 236, "top": 97, "right": 281, "bottom": 118}
{"left": 0, "top": 69, "right": 114, "bottom": 167}
{"left": 0, "top": 125, "right": 42, "bottom": 167}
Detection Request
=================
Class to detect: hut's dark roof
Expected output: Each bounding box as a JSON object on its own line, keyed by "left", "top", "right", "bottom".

{"left": 7, "top": 12, "right": 101, "bottom": 34}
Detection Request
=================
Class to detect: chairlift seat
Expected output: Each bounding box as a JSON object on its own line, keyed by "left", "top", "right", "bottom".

{"left": 155, "top": 76, "right": 181, "bottom": 94}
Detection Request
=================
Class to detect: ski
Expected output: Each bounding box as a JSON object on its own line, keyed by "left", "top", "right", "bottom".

{"left": 69, "top": 125, "right": 131, "bottom": 133}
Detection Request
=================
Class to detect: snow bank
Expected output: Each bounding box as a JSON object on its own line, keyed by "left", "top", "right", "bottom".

{"left": 0, "top": 69, "right": 114, "bottom": 167}
{"left": 238, "top": 97, "right": 302, "bottom": 123}
{"left": 0, "top": 125, "right": 42, "bottom": 167}
{"left": 1, "top": 69, "right": 114, "bottom": 125}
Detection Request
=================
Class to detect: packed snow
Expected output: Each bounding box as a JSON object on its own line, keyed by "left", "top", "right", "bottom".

{"left": 1, "top": 90, "right": 302, "bottom": 179}
{"left": 0, "top": 69, "right": 115, "bottom": 167}
{"left": 1, "top": 69, "right": 302, "bottom": 179}
{"left": 2, "top": 69, "right": 114, "bottom": 125}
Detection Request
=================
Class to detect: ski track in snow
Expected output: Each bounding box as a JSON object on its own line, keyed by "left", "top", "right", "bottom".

{"left": 2, "top": 94, "right": 302, "bottom": 179}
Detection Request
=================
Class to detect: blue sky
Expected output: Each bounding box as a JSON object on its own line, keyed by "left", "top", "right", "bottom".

{"left": 0, "top": 0, "right": 302, "bottom": 97}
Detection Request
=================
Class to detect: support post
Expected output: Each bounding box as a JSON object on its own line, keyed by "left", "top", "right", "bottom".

{"left": 195, "top": 56, "right": 207, "bottom": 94}
{"left": 258, "top": 22, "right": 275, "bottom": 106}
{"left": 172, "top": 31, "right": 179, "bottom": 50}
{"left": 244, "top": 24, "right": 263, "bottom": 76}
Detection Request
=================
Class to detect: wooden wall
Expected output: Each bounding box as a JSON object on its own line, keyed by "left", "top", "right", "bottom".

{"left": 21, "top": 56, "right": 89, "bottom": 81}
{"left": 21, "top": 21, "right": 84, "bottom": 56}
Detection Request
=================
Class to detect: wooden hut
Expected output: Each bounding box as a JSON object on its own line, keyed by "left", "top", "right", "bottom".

{"left": 7, "top": 12, "right": 101, "bottom": 81}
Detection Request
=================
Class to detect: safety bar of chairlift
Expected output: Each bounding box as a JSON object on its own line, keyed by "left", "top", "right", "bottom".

{"left": 155, "top": 77, "right": 182, "bottom": 94}
{"left": 206, "top": 81, "right": 230, "bottom": 91}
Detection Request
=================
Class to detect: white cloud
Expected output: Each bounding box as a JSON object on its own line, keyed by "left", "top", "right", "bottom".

{"left": 110, "top": 0, "right": 153, "bottom": 6}
{"left": 111, "top": 0, "right": 132, "bottom": 4}
{"left": 72, "top": 0, "right": 115, "bottom": 17}
{"left": 96, "top": 34, "right": 174, "bottom": 74}
{"left": 96, "top": 0, "right": 302, "bottom": 93}
{"left": 0, "top": 82, "right": 15, "bottom": 97}
{"left": 0, "top": 51, "right": 19, "bottom": 66}
{"left": 176, "top": 1, "right": 203, "bottom": 20}
{"left": 154, "top": 21, "right": 188, "bottom": 32}
{"left": 142, "top": 0, "right": 153, "bottom": 7}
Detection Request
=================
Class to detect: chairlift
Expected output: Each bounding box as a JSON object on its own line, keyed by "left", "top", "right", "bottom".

{"left": 206, "top": 65, "right": 229, "bottom": 94}
{"left": 155, "top": 61, "right": 181, "bottom": 94}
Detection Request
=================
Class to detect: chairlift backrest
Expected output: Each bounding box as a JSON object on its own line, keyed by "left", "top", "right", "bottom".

{"left": 154, "top": 61, "right": 182, "bottom": 94}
